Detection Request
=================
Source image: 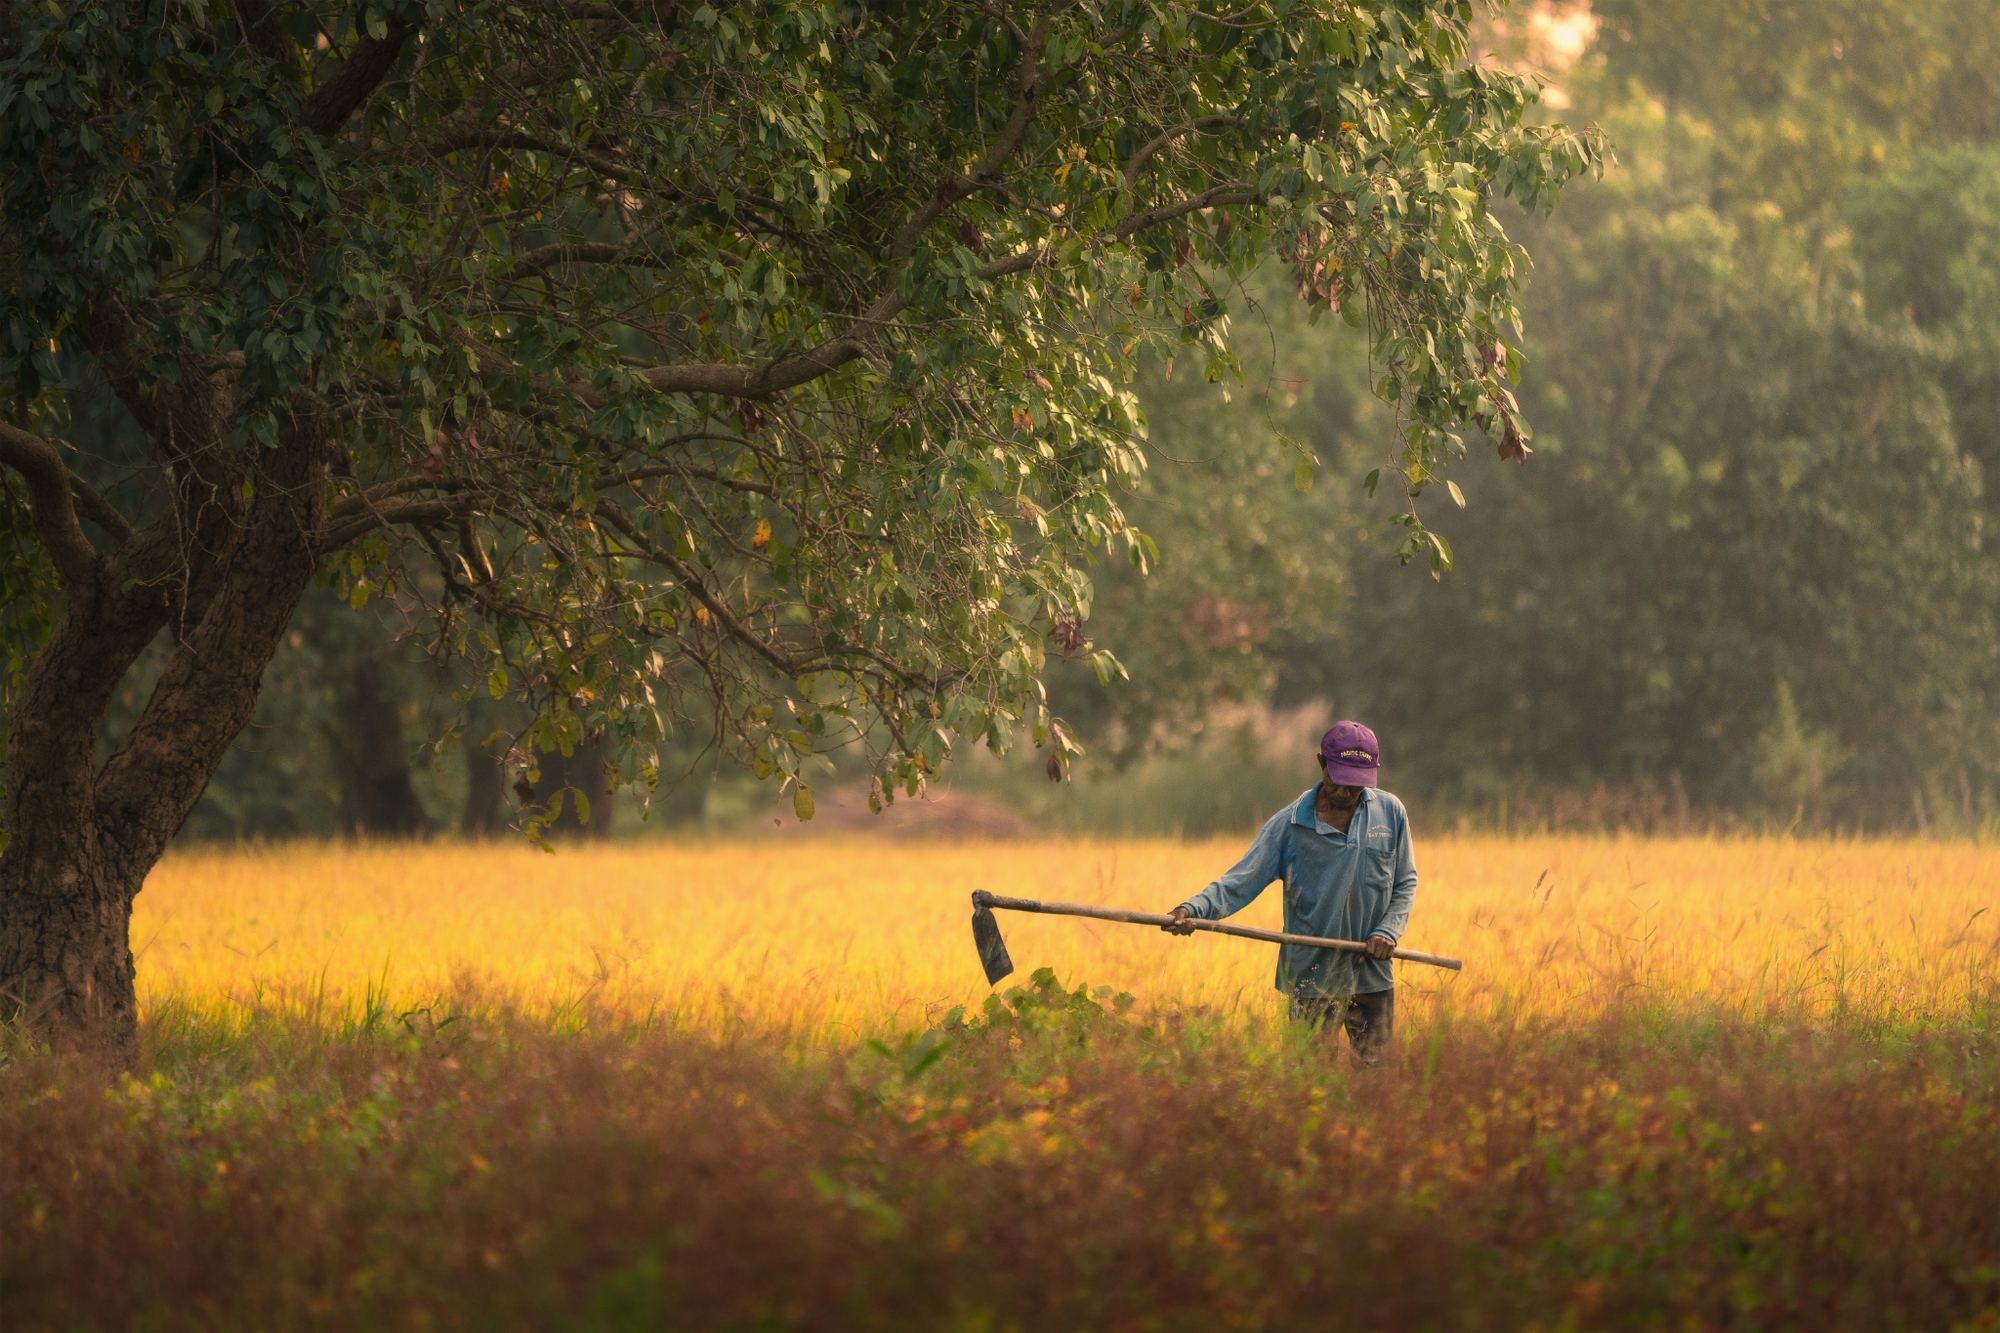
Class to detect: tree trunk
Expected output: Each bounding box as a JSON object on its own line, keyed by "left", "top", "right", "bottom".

{"left": 0, "top": 394, "right": 329, "bottom": 1057}
{"left": 460, "top": 724, "right": 508, "bottom": 837}
{"left": 531, "top": 732, "right": 617, "bottom": 841}
{"left": 1, "top": 634, "right": 152, "bottom": 1048}
{"left": 330, "top": 656, "right": 432, "bottom": 838}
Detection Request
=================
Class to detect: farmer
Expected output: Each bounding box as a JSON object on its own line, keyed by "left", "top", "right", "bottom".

{"left": 1163, "top": 720, "right": 1416, "bottom": 1064}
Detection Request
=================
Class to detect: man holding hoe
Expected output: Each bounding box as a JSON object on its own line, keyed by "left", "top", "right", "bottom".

{"left": 1164, "top": 721, "right": 1416, "bottom": 1064}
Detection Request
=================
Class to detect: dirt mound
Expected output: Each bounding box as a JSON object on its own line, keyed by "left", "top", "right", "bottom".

{"left": 756, "top": 784, "right": 1025, "bottom": 839}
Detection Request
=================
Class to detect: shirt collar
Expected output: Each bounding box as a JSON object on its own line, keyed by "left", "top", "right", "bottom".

{"left": 1293, "top": 782, "right": 1371, "bottom": 835}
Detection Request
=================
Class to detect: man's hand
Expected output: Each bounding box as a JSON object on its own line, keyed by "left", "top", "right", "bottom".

{"left": 1163, "top": 906, "right": 1197, "bottom": 936}
{"left": 1364, "top": 934, "right": 1395, "bottom": 960}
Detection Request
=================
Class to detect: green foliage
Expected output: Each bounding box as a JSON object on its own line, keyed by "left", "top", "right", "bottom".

{"left": 1591, "top": 0, "right": 2000, "bottom": 182}
{"left": 1329, "top": 18, "right": 2000, "bottom": 819}
{"left": 958, "top": 966, "right": 1135, "bottom": 1036}
{"left": 1753, "top": 680, "right": 1849, "bottom": 824}
{"left": 1849, "top": 145, "right": 2000, "bottom": 530}
{"left": 0, "top": 0, "right": 1600, "bottom": 825}
{"left": 957, "top": 702, "right": 1329, "bottom": 834}
{"left": 1030, "top": 274, "right": 1386, "bottom": 764}
{"left": 1045, "top": 0, "right": 2000, "bottom": 829}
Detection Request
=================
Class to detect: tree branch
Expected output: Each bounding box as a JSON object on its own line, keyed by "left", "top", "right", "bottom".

{"left": 433, "top": 131, "right": 631, "bottom": 182}
{"left": 324, "top": 497, "right": 478, "bottom": 550}
{"left": 329, "top": 474, "right": 475, "bottom": 520}
{"left": 593, "top": 499, "right": 802, "bottom": 676}
{"left": 820, "top": 638, "right": 928, "bottom": 689}
{"left": 1124, "top": 116, "right": 1242, "bottom": 187}
{"left": 508, "top": 241, "right": 639, "bottom": 280}
{"left": 637, "top": 339, "right": 871, "bottom": 400}
{"left": 615, "top": 180, "right": 1225, "bottom": 407}
{"left": 67, "top": 472, "right": 135, "bottom": 543}
{"left": 595, "top": 461, "right": 778, "bottom": 498}
{"left": 0, "top": 422, "right": 102, "bottom": 589}
{"left": 557, "top": 126, "right": 1238, "bottom": 412}
{"left": 972, "top": 243, "right": 1054, "bottom": 283}
{"left": 1109, "top": 184, "right": 1262, "bottom": 241}
{"left": 302, "top": 18, "right": 418, "bottom": 138}
{"left": 887, "top": 13, "right": 1059, "bottom": 263}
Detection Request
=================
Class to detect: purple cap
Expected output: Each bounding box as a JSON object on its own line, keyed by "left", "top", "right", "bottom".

{"left": 1319, "top": 720, "right": 1379, "bottom": 787}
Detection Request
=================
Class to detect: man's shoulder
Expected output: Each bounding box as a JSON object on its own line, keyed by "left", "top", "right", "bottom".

{"left": 1369, "top": 788, "right": 1411, "bottom": 823}
{"left": 1276, "top": 786, "right": 1318, "bottom": 825}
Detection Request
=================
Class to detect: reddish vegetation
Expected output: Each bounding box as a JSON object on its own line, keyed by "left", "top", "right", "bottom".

{"left": 4, "top": 981, "right": 1999, "bottom": 1330}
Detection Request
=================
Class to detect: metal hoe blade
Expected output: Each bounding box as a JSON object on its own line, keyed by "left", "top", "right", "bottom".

{"left": 971, "top": 896, "right": 1015, "bottom": 986}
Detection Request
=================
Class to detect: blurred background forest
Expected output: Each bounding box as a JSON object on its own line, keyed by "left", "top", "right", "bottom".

{"left": 65, "top": 0, "right": 2000, "bottom": 842}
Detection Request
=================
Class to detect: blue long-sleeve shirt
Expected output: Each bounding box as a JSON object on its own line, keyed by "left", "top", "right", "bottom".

{"left": 1177, "top": 784, "right": 1418, "bottom": 997}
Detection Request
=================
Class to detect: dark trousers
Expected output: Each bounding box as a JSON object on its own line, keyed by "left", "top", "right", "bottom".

{"left": 1291, "top": 988, "right": 1394, "bottom": 1064}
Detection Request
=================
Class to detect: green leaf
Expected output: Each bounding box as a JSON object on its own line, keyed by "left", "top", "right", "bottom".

{"left": 487, "top": 667, "right": 507, "bottom": 699}
{"left": 793, "top": 783, "right": 814, "bottom": 821}
{"left": 1364, "top": 469, "right": 1382, "bottom": 497}
{"left": 1294, "top": 456, "right": 1314, "bottom": 493}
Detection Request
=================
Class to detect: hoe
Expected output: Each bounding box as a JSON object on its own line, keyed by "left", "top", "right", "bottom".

{"left": 970, "top": 889, "right": 1463, "bottom": 987}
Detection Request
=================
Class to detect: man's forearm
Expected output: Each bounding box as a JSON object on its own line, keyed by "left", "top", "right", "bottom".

{"left": 1176, "top": 889, "right": 1219, "bottom": 921}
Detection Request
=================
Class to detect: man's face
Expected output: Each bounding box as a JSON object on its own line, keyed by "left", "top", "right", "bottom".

{"left": 1319, "top": 762, "right": 1363, "bottom": 811}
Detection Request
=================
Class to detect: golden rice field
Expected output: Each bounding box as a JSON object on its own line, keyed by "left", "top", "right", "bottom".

{"left": 135, "top": 834, "right": 2000, "bottom": 1035}
{"left": 14, "top": 833, "right": 2000, "bottom": 1330}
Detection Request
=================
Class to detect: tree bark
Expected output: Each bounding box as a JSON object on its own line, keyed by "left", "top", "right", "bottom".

{"left": 461, "top": 747, "right": 507, "bottom": 836}
{"left": 329, "top": 656, "right": 432, "bottom": 838}
{"left": 0, "top": 397, "right": 330, "bottom": 1057}
{"left": 531, "top": 732, "right": 617, "bottom": 841}
{"left": 0, "top": 600, "right": 151, "bottom": 1052}
{"left": 460, "top": 721, "right": 508, "bottom": 838}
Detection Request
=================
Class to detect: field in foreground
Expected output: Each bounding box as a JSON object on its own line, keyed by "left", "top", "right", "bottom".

{"left": 5, "top": 836, "right": 2000, "bottom": 1330}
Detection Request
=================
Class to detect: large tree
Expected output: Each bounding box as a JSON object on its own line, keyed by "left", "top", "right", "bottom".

{"left": 0, "top": 0, "right": 1597, "bottom": 1051}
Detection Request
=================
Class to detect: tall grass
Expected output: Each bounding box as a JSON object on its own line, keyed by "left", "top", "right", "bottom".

{"left": 4, "top": 836, "right": 1997, "bottom": 1329}
{"left": 131, "top": 836, "right": 2000, "bottom": 1036}
{"left": 4, "top": 982, "right": 1998, "bottom": 1330}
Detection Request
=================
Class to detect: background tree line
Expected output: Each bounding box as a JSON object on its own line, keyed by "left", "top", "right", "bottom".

{"left": 1033, "top": 0, "right": 2000, "bottom": 835}
{"left": 114, "top": 0, "right": 2000, "bottom": 840}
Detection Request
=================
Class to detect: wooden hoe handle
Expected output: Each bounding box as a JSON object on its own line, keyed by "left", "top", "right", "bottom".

{"left": 971, "top": 891, "right": 1463, "bottom": 972}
